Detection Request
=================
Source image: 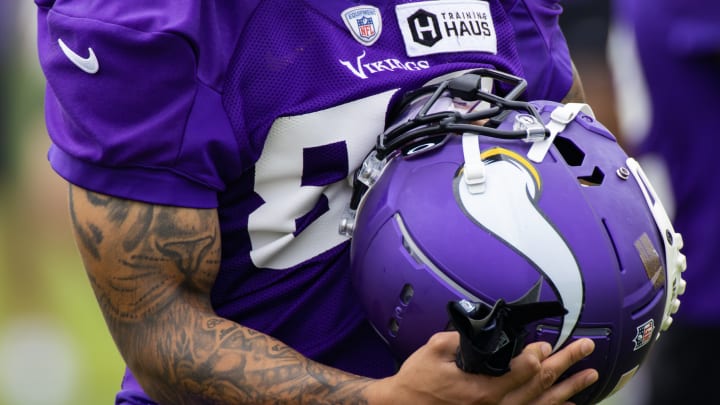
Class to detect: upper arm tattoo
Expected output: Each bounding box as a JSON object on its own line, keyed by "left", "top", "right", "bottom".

{"left": 67, "top": 185, "right": 373, "bottom": 405}
{"left": 70, "top": 186, "right": 219, "bottom": 322}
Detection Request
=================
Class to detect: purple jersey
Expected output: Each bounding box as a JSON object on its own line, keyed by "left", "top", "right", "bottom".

{"left": 614, "top": 0, "right": 720, "bottom": 325}
{"left": 36, "top": 0, "right": 574, "bottom": 403}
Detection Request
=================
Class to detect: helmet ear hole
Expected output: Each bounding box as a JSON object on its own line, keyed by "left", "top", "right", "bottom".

{"left": 400, "top": 284, "right": 415, "bottom": 305}
{"left": 554, "top": 136, "right": 585, "bottom": 166}
{"left": 554, "top": 135, "right": 605, "bottom": 186}
{"left": 578, "top": 167, "right": 605, "bottom": 187}
{"left": 388, "top": 319, "right": 400, "bottom": 337}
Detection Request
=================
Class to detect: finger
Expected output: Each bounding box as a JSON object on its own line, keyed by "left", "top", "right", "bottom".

{"left": 489, "top": 341, "right": 550, "bottom": 394}
{"left": 532, "top": 339, "right": 596, "bottom": 402}
{"left": 540, "top": 338, "right": 595, "bottom": 379}
{"left": 499, "top": 339, "right": 595, "bottom": 404}
{"left": 523, "top": 341, "right": 554, "bottom": 361}
{"left": 423, "top": 331, "right": 461, "bottom": 362}
{"left": 532, "top": 368, "right": 599, "bottom": 405}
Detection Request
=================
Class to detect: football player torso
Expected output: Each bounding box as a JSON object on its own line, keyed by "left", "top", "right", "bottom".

{"left": 36, "top": 1, "right": 574, "bottom": 402}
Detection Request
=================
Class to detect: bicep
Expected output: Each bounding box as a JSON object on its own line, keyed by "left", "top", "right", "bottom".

{"left": 68, "top": 184, "right": 220, "bottom": 321}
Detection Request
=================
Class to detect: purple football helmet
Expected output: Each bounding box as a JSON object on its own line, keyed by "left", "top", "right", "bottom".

{"left": 342, "top": 69, "right": 687, "bottom": 404}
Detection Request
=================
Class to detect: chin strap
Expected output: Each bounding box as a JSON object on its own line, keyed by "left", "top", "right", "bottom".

{"left": 448, "top": 279, "right": 567, "bottom": 376}
{"left": 527, "top": 103, "right": 595, "bottom": 163}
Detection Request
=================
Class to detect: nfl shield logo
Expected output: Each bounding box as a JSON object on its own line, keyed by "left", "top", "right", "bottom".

{"left": 633, "top": 319, "right": 655, "bottom": 351}
{"left": 358, "top": 16, "right": 376, "bottom": 38}
{"left": 342, "top": 6, "right": 382, "bottom": 46}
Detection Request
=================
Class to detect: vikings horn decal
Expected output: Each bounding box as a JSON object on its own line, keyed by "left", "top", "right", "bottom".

{"left": 455, "top": 147, "right": 584, "bottom": 350}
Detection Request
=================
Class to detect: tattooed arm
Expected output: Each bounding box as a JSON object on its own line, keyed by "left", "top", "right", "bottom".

{"left": 562, "top": 61, "right": 588, "bottom": 104}
{"left": 68, "top": 184, "right": 380, "bottom": 404}
{"left": 68, "top": 184, "right": 598, "bottom": 405}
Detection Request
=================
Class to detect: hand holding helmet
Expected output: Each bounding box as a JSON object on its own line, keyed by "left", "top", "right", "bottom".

{"left": 344, "top": 69, "right": 687, "bottom": 404}
{"left": 369, "top": 331, "right": 598, "bottom": 405}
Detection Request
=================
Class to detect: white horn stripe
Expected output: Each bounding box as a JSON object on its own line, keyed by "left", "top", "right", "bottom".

{"left": 457, "top": 150, "right": 584, "bottom": 350}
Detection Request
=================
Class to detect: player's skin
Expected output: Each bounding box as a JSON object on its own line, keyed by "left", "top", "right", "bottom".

{"left": 563, "top": 63, "right": 587, "bottom": 104}
{"left": 67, "top": 71, "right": 597, "bottom": 405}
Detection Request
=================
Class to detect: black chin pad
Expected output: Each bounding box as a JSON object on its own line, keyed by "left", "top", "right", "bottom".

{"left": 447, "top": 280, "right": 567, "bottom": 376}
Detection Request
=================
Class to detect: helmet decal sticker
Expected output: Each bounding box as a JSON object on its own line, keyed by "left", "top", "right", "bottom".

{"left": 632, "top": 319, "right": 655, "bottom": 351}
{"left": 635, "top": 233, "right": 665, "bottom": 290}
{"left": 455, "top": 147, "right": 583, "bottom": 350}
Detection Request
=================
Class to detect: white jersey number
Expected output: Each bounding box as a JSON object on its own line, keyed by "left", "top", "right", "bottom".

{"left": 248, "top": 90, "right": 397, "bottom": 270}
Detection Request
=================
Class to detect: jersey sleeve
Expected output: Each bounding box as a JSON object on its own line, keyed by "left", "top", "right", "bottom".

{"left": 36, "top": 1, "right": 241, "bottom": 208}
{"left": 506, "top": 0, "right": 574, "bottom": 101}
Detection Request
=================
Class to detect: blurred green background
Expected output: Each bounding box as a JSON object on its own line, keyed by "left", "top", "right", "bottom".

{"left": 0, "top": 2, "right": 125, "bottom": 405}
{"left": 0, "top": 1, "right": 632, "bottom": 404}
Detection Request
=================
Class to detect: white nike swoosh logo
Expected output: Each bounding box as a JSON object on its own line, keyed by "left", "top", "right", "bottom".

{"left": 58, "top": 38, "right": 99, "bottom": 74}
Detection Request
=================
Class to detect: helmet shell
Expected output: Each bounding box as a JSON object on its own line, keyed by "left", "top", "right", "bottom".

{"left": 351, "top": 100, "right": 670, "bottom": 404}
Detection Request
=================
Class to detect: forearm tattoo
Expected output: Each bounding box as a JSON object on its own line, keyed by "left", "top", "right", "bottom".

{"left": 68, "top": 186, "right": 372, "bottom": 404}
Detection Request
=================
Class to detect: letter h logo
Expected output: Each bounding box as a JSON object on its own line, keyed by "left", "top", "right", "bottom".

{"left": 408, "top": 9, "right": 441, "bottom": 47}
